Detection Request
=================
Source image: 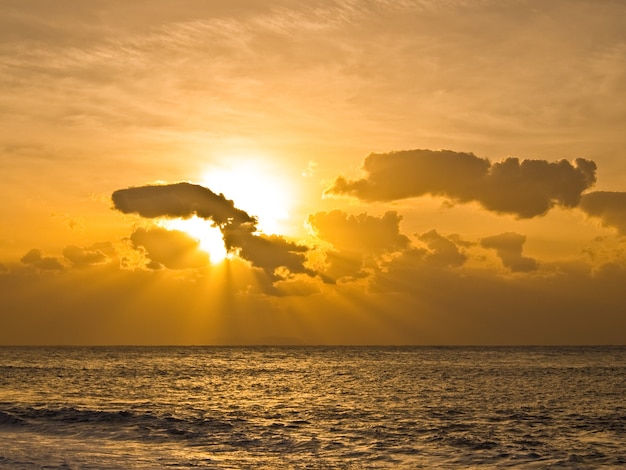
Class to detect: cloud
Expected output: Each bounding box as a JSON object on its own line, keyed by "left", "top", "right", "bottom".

{"left": 2, "top": 234, "right": 626, "bottom": 345}
{"left": 308, "top": 210, "right": 410, "bottom": 254}
{"left": 369, "top": 254, "right": 626, "bottom": 344}
{"left": 20, "top": 249, "right": 64, "bottom": 270}
{"left": 112, "top": 182, "right": 256, "bottom": 227}
{"left": 320, "top": 250, "right": 369, "bottom": 282}
{"left": 130, "top": 227, "right": 210, "bottom": 270}
{"left": 417, "top": 230, "right": 467, "bottom": 268}
{"left": 579, "top": 191, "right": 626, "bottom": 235}
{"left": 367, "top": 230, "right": 467, "bottom": 292}
{"left": 222, "top": 226, "right": 314, "bottom": 281}
{"left": 307, "top": 210, "right": 410, "bottom": 282}
{"left": 0, "top": 263, "right": 8, "bottom": 274}
{"left": 63, "top": 243, "right": 110, "bottom": 268}
{"left": 326, "top": 149, "right": 597, "bottom": 218}
{"left": 480, "top": 232, "right": 538, "bottom": 272}
{"left": 371, "top": 247, "right": 443, "bottom": 293}
{"left": 113, "top": 182, "right": 315, "bottom": 284}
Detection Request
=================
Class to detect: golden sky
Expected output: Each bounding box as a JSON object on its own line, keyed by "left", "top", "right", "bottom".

{"left": 1, "top": 0, "right": 626, "bottom": 345}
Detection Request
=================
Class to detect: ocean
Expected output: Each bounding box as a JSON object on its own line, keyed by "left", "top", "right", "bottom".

{"left": 1, "top": 346, "right": 625, "bottom": 468}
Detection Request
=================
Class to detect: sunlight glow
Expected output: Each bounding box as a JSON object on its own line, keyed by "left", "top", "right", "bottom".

{"left": 200, "top": 159, "right": 293, "bottom": 235}
{"left": 157, "top": 216, "right": 228, "bottom": 264}
{"left": 153, "top": 157, "right": 294, "bottom": 264}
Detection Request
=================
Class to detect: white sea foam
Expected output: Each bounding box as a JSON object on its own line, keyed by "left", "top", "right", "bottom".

{"left": 1, "top": 346, "right": 625, "bottom": 468}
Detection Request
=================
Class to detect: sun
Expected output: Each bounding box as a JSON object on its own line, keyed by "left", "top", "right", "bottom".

{"left": 156, "top": 158, "right": 295, "bottom": 265}
{"left": 200, "top": 159, "right": 294, "bottom": 235}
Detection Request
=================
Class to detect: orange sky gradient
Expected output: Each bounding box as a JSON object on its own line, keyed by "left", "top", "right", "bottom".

{"left": 1, "top": 0, "right": 626, "bottom": 345}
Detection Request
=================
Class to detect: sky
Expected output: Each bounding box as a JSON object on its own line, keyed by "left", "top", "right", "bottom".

{"left": 1, "top": 0, "right": 626, "bottom": 345}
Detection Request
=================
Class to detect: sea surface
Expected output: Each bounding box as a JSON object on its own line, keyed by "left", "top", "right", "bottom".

{"left": 1, "top": 346, "right": 625, "bottom": 469}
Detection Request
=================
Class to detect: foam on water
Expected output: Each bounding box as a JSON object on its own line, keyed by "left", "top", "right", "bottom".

{"left": 1, "top": 346, "right": 625, "bottom": 468}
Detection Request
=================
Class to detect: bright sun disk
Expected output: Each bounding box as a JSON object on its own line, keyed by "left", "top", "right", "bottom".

{"left": 201, "top": 159, "right": 293, "bottom": 235}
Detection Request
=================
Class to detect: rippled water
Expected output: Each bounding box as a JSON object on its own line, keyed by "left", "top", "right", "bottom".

{"left": 1, "top": 346, "right": 625, "bottom": 468}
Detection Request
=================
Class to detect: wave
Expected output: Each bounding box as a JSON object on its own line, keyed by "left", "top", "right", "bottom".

{"left": 0, "top": 405, "right": 239, "bottom": 444}
{"left": 0, "top": 410, "right": 25, "bottom": 426}
{"left": 2, "top": 346, "right": 626, "bottom": 468}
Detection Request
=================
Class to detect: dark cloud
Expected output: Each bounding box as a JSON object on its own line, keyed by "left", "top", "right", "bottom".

{"left": 326, "top": 149, "right": 597, "bottom": 218}
{"left": 223, "top": 225, "right": 314, "bottom": 281}
{"left": 63, "top": 244, "right": 110, "bottom": 267}
{"left": 112, "top": 182, "right": 256, "bottom": 227}
{"left": 130, "top": 227, "right": 210, "bottom": 270}
{"left": 20, "top": 249, "right": 64, "bottom": 270}
{"left": 579, "top": 191, "right": 626, "bottom": 235}
{"left": 113, "top": 182, "right": 315, "bottom": 284}
{"left": 480, "top": 232, "right": 538, "bottom": 272}
{"left": 417, "top": 230, "right": 467, "bottom": 268}
{"left": 0, "top": 262, "right": 8, "bottom": 274}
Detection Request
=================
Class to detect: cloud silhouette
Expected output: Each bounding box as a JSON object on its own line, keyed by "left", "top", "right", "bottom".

{"left": 417, "top": 230, "right": 467, "bottom": 268}
{"left": 326, "top": 149, "right": 597, "bottom": 218}
{"left": 223, "top": 224, "right": 315, "bottom": 281}
{"left": 112, "top": 182, "right": 256, "bottom": 227}
{"left": 480, "top": 232, "right": 538, "bottom": 272}
{"left": 579, "top": 191, "right": 626, "bottom": 235}
{"left": 130, "top": 227, "right": 210, "bottom": 270}
{"left": 21, "top": 249, "right": 64, "bottom": 270}
{"left": 113, "top": 182, "right": 315, "bottom": 283}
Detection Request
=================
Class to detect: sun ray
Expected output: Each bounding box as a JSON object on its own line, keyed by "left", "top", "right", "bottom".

{"left": 156, "top": 216, "right": 228, "bottom": 264}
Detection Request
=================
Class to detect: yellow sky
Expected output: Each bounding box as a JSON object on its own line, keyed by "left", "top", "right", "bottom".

{"left": 1, "top": 0, "right": 626, "bottom": 345}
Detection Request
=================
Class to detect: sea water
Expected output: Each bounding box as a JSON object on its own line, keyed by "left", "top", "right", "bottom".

{"left": 1, "top": 346, "right": 625, "bottom": 469}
